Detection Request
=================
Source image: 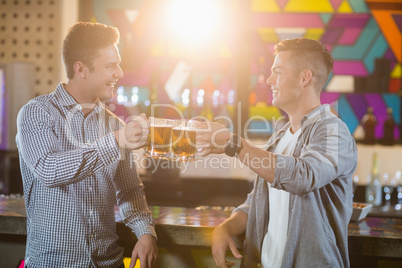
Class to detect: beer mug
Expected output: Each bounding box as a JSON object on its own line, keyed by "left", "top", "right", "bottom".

{"left": 143, "top": 117, "right": 173, "bottom": 159}
{"left": 171, "top": 119, "right": 198, "bottom": 161}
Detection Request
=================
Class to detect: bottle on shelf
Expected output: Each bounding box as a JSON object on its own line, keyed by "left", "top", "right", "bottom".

{"left": 361, "top": 107, "right": 377, "bottom": 145}
{"left": 365, "top": 152, "right": 382, "bottom": 206}
{"left": 382, "top": 108, "right": 395, "bottom": 146}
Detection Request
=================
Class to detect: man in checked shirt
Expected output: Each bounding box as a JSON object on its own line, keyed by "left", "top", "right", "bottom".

{"left": 16, "top": 22, "right": 157, "bottom": 268}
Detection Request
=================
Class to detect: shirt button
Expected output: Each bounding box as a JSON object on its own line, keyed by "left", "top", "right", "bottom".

{"left": 90, "top": 234, "right": 94, "bottom": 238}
{"left": 88, "top": 187, "right": 92, "bottom": 191}
{"left": 111, "top": 157, "right": 115, "bottom": 161}
{"left": 89, "top": 210, "right": 93, "bottom": 215}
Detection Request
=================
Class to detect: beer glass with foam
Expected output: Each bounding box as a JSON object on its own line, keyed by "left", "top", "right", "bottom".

{"left": 171, "top": 119, "right": 198, "bottom": 161}
{"left": 143, "top": 117, "right": 173, "bottom": 159}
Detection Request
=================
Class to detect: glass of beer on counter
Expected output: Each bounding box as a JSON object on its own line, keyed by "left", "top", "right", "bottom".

{"left": 171, "top": 119, "right": 198, "bottom": 161}
{"left": 143, "top": 117, "right": 173, "bottom": 159}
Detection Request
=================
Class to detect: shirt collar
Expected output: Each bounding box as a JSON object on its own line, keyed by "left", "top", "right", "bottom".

{"left": 55, "top": 83, "right": 103, "bottom": 114}
{"left": 267, "top": 104, "right": 330, "bottom": 150}
{"left": 300, "top": 104, "right": 331, "bottom": 128}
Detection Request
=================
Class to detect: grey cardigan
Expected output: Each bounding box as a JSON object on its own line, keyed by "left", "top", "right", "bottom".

{"left": 233, "top": 104, "right": 357, "bottom": 268}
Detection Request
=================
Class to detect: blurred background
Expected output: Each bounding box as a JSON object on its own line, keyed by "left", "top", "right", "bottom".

{"left": 0, "top": 1, "right": 402, "bottom": 267}
{"left": 0, "top": 0, "right": 401, "bottom": 201}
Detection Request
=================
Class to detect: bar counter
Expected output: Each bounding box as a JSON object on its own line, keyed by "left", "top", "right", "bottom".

{"left": 1, "top": 195, "right": 402, "bottom": 267}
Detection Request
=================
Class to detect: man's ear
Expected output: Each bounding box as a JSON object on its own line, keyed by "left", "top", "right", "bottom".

{"left": 73, "top": 61, "right": 87, "bottom": 79}
{"left": 300, "top": 69, "right": 312, "bottom": 88}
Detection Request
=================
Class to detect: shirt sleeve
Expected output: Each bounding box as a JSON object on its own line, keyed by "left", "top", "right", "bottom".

{"left": 272, "top": 118, "right": 358, "bottom": 196}
{"left": 114, "top": 150, "right": 157, "bottom": 239}
{"left": 232, "top": 178, "right": 257, "bottom": 216}
{"left": 16, "top": 102, "right": 121, "bottom": 188}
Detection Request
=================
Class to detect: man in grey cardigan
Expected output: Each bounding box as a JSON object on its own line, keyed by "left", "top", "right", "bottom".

{"left": 197, "top": 38, "right": 357, "bottom": 267}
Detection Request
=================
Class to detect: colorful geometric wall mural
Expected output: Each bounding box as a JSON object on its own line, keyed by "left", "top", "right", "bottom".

{"left": 92, "top": 0, "right": 402, "bottom": 140}
{"left": 321, "top": 92, "right": 400, "bottom": 140}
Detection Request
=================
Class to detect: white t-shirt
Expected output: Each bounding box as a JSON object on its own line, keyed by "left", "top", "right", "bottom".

{"left": 261, "top": 127, "right": 302, "bottom": 268}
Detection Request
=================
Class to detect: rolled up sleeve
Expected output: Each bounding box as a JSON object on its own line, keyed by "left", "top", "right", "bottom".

{"left": 272, "top": 118, "right": 357, "bottom": 196}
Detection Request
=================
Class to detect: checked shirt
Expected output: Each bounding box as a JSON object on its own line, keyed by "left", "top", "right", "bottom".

{"left": 16, "top": 83, "right": 155, "bottom": 268}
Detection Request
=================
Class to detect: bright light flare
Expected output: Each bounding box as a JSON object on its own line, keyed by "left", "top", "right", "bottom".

{"left": 182, "top": 88, "right": 190, "bottom": 107}
{"left": 197, "top": 89, "right": 205, "bottom": 106}
{"left": 167, "top": 0, "right": 220, "bottom": 46}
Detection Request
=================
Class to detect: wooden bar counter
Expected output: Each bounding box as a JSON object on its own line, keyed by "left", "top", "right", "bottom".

{"left": 1, "top": 195, "right": 402, "bottom": 267}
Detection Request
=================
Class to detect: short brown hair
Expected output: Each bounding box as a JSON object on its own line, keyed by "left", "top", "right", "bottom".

{"left": 274, "top": 38, "right": 334, "bottom": 93}
{"left": 62, "top": 22, "right": 120, "bottom": 79}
